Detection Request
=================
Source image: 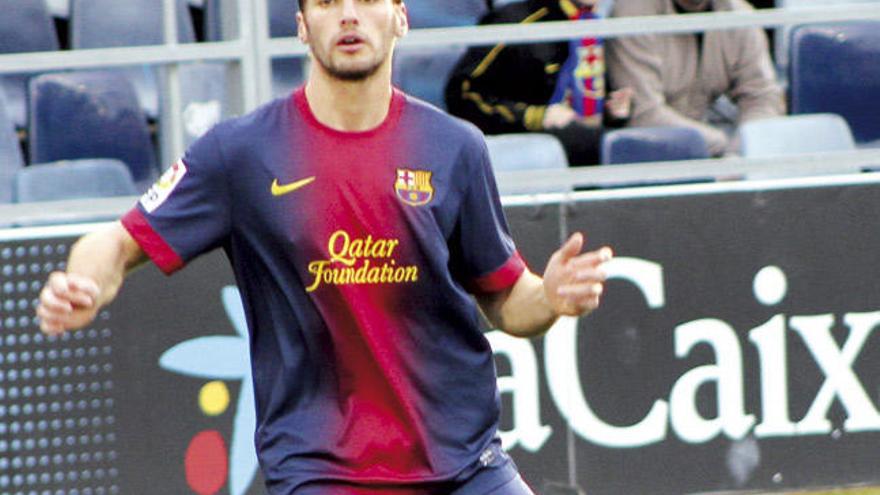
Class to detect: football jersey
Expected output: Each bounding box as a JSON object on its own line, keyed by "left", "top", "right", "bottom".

{"left": 121, "top": 87, "right": 526, "bottom": 493}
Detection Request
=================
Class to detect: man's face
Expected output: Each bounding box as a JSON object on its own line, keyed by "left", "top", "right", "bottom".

{"left": 297, "top": 0, "right": 407, "bottom": 82}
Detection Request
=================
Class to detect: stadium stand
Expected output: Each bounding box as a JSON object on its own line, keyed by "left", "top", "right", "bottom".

{"left": 789, "top": 21, "right": 880, "bottom": 147}
{"left": 738, "top": 113, "right": 862, "bottom": 178}
{"left": 265, "top": 0, "right": 308, "bottom": 98}
{"left": 774, "top": 0, "right": 880, "bottom": 73}
{"left": 484, "top": 133, "right": 570, "bottom": 194}
{"left": 267, "top": 0, "right": 299, "bottom": 38}
{"left": 28, "top": 71, "right": 158, "bottom": 191}
{"left": 46, "top": 0, "right": 70, "bottom": 18}
{"left": 204, "top": 0, "right": 306, "bottom": 97}
{"left": 177, "top": 63, "right": 231, "bottom": 147}
{"left": 406, "top": 0, "right": 488, "bottom": 28}
{"left": 601, "top": 127, "right": 710, "bottom": 165}
{"left": 12, "top": 159, "right": 137, "bottom": 203}
{"left": 70, "top": 0, "right": 197, "bottom": 117}
{"left": 0, "top": 0, "right": 60, "bottom": 128}
{"left": 0, "top": 91, "right": 25, "bottom": 204}
{"left": 393, "top": 46, "right": 467, "bottom": 111}
{"left": 0, "top": 1, "right": 877, "bottom": 204}
{"left": 739, "top": 113, "right": 856, "bottom": 158}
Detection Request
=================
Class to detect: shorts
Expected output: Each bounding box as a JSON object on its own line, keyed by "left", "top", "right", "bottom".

{"left": 449, "top": 442, "right": 535, "bottom": 495}
{"left": 287, "top": 442, "right": 535, "bottom": 495}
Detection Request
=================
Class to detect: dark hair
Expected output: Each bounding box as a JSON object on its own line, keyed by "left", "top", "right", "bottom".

{"left": 299, "top": 0, "right": 403, "bottom": 11}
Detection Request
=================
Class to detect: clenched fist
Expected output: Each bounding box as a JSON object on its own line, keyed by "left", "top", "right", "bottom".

{"left": 37, "top": 272, "right": 101, "bottom": 335}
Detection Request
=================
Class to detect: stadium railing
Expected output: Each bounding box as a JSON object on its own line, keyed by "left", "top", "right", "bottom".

{"left": 1, "top": 1, "right": 880, "bottom": 224}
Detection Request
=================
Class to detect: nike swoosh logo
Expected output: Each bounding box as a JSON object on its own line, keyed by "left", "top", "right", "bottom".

{"left": 271, "top": 176, "right": 316, "bottom": 197}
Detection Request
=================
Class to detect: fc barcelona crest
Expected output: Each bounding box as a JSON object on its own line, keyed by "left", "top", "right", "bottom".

{"left": 395, "top": 169, "right": 434, "bottom": 206}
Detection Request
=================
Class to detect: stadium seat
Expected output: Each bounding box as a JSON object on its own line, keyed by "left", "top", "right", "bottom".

{"left": 28, "top": 71, "right": 158, "bottom": 191}
{"left": 46, "top": 0, "right": 70, "bottom": 17}
{"left": 268, "top": 0, "right": 298, "bottom": 37}
{"left": 172, "top": 63, "right": 230, "bottom": 146}
{"left": 601, "top": 126, "right": 710, "bottom": 165}
{"left": 0, "top": 92, "right": 25, "bottom": 203}
{"left": 205, "top": 0, "right": 296, "bottom": 39}
{"left": 203, "top": 0, "right": 224, "bottom": 41}
{"left": 789, "top": 21, "right": 880, "bottom": 146}
{"left": 774, "top": 0, "right": 880, "bottom": 73}
{"left": 271, "top": 59, "right": 308, "bottom": 98}
{"left": 204, "top": 0, "right": 305, "bottom": 97}
{"left": 0, "top": 0, "right": 61, "bottom": 127}
{"left": 738, "top": 114, "right": 861, "bottom": 178}
{"left": 70, "top": 0, "right": 197, "bottom": 117}
{"left": 484, "top": 133, "right": 569, "bottom": 194}
{"left": 12, "top": 159, "right": 137, "bottom": 203}
{"left": 407, "top": 0, "right": 488, "bottom": 28}
{"left": 393, "top": 46, "right": 467, "bottom": 110}
{"left": 739, "top": 114, "right": 856, "bottom": 157}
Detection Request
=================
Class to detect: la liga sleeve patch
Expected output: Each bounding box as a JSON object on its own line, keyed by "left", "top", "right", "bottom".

{"left": 140, "top": 160, "right": 188, "bottom": 213}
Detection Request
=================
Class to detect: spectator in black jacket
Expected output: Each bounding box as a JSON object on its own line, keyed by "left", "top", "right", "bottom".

{"left": 445, "top": 0, "right": 631, "bottom": 166}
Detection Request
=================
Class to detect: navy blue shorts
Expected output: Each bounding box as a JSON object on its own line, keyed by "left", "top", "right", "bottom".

{"left": 449, "top": 442, "right": 535, "bottom": 495}
{"left": 286, "top": 442, "right": 535, "bottom": 495}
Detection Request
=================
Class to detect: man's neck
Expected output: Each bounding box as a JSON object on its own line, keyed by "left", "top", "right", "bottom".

{"left": 304, "top": 65, "right": 394, "bottom": 132}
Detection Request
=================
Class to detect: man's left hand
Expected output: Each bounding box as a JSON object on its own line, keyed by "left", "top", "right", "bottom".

{"left": 543, "top": 232, "right": 612, "bottom": 316}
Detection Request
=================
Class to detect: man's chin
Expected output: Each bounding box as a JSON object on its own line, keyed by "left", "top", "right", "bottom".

{"left": 326, "top": 62, "right": 383, "bottom": 82}
{"left": 329, "top": 68, "right": 374, "bottom": 82}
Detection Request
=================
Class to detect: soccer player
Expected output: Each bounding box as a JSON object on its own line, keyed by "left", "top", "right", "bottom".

{"left": 36, "top": 0, "right": 612, "bottom": 493}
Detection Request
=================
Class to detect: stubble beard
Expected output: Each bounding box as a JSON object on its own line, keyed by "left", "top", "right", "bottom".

{"left": 312, "top": 45, "right": 387, "bottom": 82}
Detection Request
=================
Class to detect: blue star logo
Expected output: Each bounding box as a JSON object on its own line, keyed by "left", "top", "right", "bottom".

{"left": 158, "top": 286, "right": 257, "bottom": 495}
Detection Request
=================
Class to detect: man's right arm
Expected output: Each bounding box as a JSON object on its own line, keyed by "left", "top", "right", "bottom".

{"left": 37, "top": 221, "right": 146, "bottom": 335}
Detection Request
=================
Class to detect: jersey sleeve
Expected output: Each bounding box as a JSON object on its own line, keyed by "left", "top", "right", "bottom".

{"left": 451, "top": 135, "right": 526, "bottom": 293}
{"left": 120, "top": 128, "right": 231, "bottom": 275}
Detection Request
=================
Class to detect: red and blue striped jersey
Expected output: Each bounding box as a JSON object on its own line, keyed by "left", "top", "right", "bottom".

{"left": 122, "top": 87, "right": 526, "bottom": 493}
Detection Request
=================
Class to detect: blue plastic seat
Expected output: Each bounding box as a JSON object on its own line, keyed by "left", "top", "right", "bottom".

{"left": 775, "top": 1, "right": 880, "bottom": 73}
{"left": 484, "top": 133, "right": 569, "bottom": 195}
{"left": 204, "top": 0, "right": 304, "bottom": 97}
{"left": 393, "top": 46, "right": 467, "bottom": 110}
{"left": 739, "top": 114, "right": 861, "bottom": 178}
{"left": 271, "top": 59, "right": 307, "bottom": 98}
{"left": 739, "top": 114, "right": 855, "bottom": 157}
{"left": 601, "top": 126, "right": 710, "bottom": 165}
{"left": 268, "top": 0, "right": 298, "bottom": 37}
{"left": 205, "top": 0, "right": 296, "bottom": 39}
{"left": 70, "top": 0, "right": 196, "bottom": 117}
{"left": 407, "top": 0, "right": 488, "bottom": 28}
{"left": 0, "top": 92, "right": 25, "bottom": 203}
{"left": 28, "top": 71, "right": 158, "bottom": 190}
{"left": 789, "top": 21, "right": 880, "bottom": 145}
{"left": 174, "top": 63, "right": 230, "bottom": 146}
{"left": 0, "top": 0, "right": 60, "bottom": 128}
{"left": 12, "top": 159, "right": 137, "bottom": 203}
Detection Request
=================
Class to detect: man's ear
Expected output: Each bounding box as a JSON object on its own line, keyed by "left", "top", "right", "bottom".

{"left": 394, "top": 3, "right": 409, "bottom": 37}
{"left": 297, "top": 11, "right": 309, "bottom": 43}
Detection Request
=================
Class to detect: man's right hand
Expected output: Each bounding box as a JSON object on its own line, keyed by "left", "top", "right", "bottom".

{"left": 37, "top": 272, "right": 101, "bottom": 335}
{"left": 542, "top": 103, "right": 579, "bottom": 129}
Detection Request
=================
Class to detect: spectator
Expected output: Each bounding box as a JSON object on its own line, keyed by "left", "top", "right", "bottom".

{"left": 445, "top": 0, "right": 632, "bottom": 166}
{"left": 606, "top": 0, "right": 785, "bottom": 156}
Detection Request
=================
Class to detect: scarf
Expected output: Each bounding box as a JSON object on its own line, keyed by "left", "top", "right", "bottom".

{"left": 549, "top": 4, "right": 606, "bottom": 119}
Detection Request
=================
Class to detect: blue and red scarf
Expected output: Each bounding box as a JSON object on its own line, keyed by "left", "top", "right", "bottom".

{"left": 549, "top": 3, "right": 607, "bottom": 119}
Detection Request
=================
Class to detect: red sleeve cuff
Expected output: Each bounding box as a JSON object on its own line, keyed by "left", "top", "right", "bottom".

{"left": 121, "top": 208, "right": 185, "bottom": 275}
{"left": 472, "top": 251, "right": 527, "bottom": 293}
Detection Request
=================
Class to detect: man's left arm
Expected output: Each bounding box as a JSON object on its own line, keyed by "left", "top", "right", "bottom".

{"left": 478, "top": 233, "right": 612, "bottom": 338}
{"left": 728, "top": 27, "right": 786, "bottom": 123}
